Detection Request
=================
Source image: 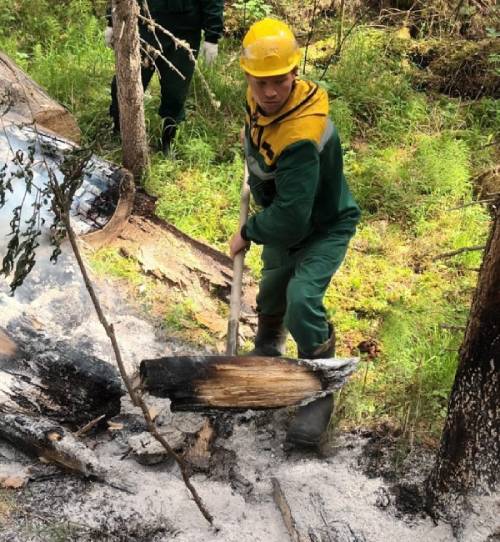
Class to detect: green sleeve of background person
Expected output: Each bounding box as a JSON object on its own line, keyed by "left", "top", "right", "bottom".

{"left": 245, "top": 134, "right": 360, "bottom": 248}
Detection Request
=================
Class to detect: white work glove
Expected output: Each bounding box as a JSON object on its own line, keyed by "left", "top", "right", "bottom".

{"left": 200, "top": 41, "right": 218, "bottom": 65}
{"left": 104, "top": 26, "right": 114, "bottom": 48}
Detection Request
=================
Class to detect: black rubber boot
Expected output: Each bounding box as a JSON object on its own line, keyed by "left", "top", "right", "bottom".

{"left": 109, "top": 77, "right": 121, "bottom": 134}
{"left": 286, "top": 323, "right": 336, "bottom": 448}
{"left": 161, "top": 120, "right": 177, "bottom": 156}
{"left": 285, "top": 394, "right": 334, "bottom": 449}
{"left": 247, "top": 314, "right": 287, "bottom": 357}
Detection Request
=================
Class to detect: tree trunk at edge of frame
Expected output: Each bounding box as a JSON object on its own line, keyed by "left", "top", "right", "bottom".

{"left": 426, "top": 198, "right": 500, "bottom": 527}
{"left": 112, "top": 0, "right": 149, "bottom": 180}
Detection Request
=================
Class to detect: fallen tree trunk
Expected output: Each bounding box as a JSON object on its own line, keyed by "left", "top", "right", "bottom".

{"left": 0, "top": 52, "right": 81, "bottom": 143}
{"left": 0, "top": 53, "right": 135, "bottom": 246}
{"left": 140, "top": 355, "right": 358, "bottom": 411}
{"left": 0, "top": 325, "right": 124, "bottom": 426}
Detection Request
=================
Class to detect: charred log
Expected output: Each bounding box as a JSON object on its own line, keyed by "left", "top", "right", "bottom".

{"left": 140, "top": 355, "right": 358, "bottom": 411}
{"left": 0, "top": 324, "right": 124, "bottom": 427}
{"left": 272, "top": 477, "right": 366, "bottom": 542}
{"left": 0, "top": 413, "right": 132, "bottom": 492}
{"left": 0, "top": 52, "right": 135, "bottom": 244}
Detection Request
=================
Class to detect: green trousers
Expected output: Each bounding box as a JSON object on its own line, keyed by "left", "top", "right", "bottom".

{"left": 256, "top": 232, "right": 350, "bottom": 355}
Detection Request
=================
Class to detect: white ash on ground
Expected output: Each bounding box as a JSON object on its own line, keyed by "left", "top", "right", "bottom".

{"left": 0, "top": 218, "right": 497, "bottom": 542}
{"left": 3, "top": 408, "right": 490, "bottom": 542}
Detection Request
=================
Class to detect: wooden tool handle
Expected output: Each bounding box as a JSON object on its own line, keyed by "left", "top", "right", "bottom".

{"left": 226, "top": 163, "right": 250, "bottom": 356}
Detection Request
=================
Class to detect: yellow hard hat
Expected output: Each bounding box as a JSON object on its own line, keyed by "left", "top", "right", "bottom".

{"left": 240, "top": 18, "right": 301, "bottom": 77}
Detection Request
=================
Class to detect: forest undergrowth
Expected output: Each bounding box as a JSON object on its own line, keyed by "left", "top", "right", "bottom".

{"left": 1, "top": 0, "right": 498, "bottom": 446}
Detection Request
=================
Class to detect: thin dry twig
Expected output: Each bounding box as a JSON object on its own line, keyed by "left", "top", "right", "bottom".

{"left": 439, "top": 323, "right": 466, "bottom": 331}
{"left": 137, "top": 13, "right": 196, "bottom": 64}
{"left": 9, "top": 85, "right": 215, "bottom": 521}
{"left": 52, "top": 192, "right": 214, "bottom": 523}
{"left": 433, "top": 245, "right": 486, "bottom": 261}
{"left": 75, "top": 414, "right": 106, "bottom": 438}
{"left": 302, "top": 0, "right": 319, "bottom": 75}
{"left": 136, "top": 13, "right": 218, "bottom": 110}
{"left": 139, "top": 37, "right": 185, "bottom": 79}
{"left": 446, "top": 199, "right": 496, "bottom": 211}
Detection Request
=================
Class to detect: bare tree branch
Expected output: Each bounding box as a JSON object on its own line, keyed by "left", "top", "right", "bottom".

{"left": 51, "top": 176, "right": 215, "bottom": 525}
{"left": 433, "top": 245, "right": 486, "bottom": 261}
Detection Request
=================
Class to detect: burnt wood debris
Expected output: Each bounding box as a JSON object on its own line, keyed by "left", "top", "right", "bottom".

{"left": 0, "top": 51, "right": 135, "bottom": 248}
{"left": 0, "top": 325, "right": 128, "bottom": 486}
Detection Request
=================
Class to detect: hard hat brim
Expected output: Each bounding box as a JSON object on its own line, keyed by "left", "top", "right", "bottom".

{"left": 240, "top": 61, "right": 299, "bottom": 78}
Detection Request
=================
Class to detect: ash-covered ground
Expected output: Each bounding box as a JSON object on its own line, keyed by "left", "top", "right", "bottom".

{"left": 0, "top": 149, "right": 497, "bottom": 541}
{"left": 1, "top": 242, "right": 497, "bottom": 542}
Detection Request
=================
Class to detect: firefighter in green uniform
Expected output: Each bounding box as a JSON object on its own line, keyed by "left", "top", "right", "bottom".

{"left": 229, "top": 18, "right": 360, "bottom": 448}
{"left": 105, "top": 0, "right": 224, "bottom": 154}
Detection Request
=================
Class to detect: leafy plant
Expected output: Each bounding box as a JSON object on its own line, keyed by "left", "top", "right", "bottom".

{"left": 0, "top": 141, "right": 92, "bottom": 291}
{"left": 233, "top": 0, "right": 273, "bottom": 25}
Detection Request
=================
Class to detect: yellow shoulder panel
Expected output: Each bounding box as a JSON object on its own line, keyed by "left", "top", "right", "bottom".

{"left": 260, "top": 115, "right": 327, "bottom": 166}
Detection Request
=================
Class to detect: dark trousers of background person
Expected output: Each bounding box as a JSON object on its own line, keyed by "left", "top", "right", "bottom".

{"left": 109, "top": 11, "right": 201, "bottom": 138}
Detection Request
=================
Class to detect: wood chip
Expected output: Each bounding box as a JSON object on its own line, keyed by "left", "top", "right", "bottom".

{"left": 148, "top": 406, "right": 160, "bottom": 421}
{"left": 194, "top": 311, "right": 227, "bottom": 334}
{"left": 107, "top": 421, "right": 124, "bottom": 432}
{"left": 1, "top": 475, "right": 28, "bottom": 489}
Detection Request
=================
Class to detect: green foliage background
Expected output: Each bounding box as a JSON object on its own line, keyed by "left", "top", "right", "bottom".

{"left": 1, "top": 0, "right": 497, "bottom": 443}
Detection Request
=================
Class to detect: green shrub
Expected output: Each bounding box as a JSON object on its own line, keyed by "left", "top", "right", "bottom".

{"left": 336, "top": 270, "right": 465, "bottom": 436}
{"left": 348, "top": 134, "right": 471, "bottom": 225}
{"left": 233, "top": 0, "right": 273, "bottom": 25}
{"left": 0, "top": 0, "right": 96, "bottom": 50}
{"left": 326, "top": 30, "right": 419, "bottom": 133}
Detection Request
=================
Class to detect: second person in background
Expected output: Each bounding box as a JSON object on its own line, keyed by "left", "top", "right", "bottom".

{"left": 105, "top": 0, "right": 224, "bottom": 155}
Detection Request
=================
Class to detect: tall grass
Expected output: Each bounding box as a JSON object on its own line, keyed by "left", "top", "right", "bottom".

{"left": 347, "top": 134, "right": 472, "bottom": 226}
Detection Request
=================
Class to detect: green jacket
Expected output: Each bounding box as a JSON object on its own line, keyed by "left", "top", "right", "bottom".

{"left": 106, "top": 0, "right": 224, "bottom": 43}
{"left": 242, "top": 79, "right": 360, "bottom": 249}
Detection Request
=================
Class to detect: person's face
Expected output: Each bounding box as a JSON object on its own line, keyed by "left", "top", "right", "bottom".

{"left": 246, "top": 71, "right": 296, "bottom": 115}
